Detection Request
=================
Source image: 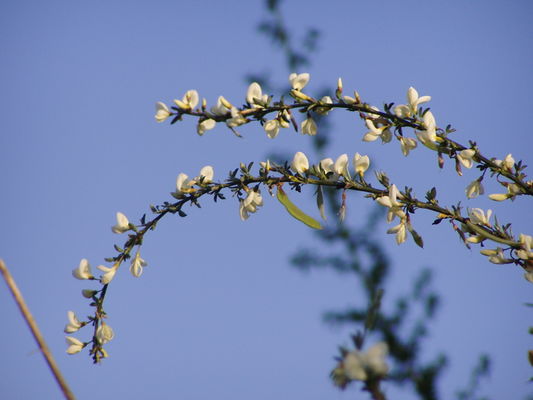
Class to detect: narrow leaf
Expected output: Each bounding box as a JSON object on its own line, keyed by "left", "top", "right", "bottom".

{"left": 408, "top": 226, "right": 424, "bottom": 248}
{"left": 277, "top": 187, "right": 322, "bottom": 230}
{"left": 316, "top": 185, "right": 326, "bottom": 221}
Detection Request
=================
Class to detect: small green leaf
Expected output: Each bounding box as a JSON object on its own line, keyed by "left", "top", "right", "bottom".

{"left": 277, "top": 187, "right": 322, "bottom": 230}
{"left": 316, "top": 185, "right": 326, "bottom": 221}
{"left": 408, "top": 226, "right": 424, "bottom": 248}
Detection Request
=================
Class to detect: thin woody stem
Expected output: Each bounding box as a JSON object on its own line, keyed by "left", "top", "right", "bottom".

{"left": 0, "top": 259, "right": 76, "bottom": 400}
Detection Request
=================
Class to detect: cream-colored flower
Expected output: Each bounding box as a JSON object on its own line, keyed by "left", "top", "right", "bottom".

{"left": 173, "top": 90, "right": 199, "bottom": 110}
{"left": 197, "top": 119, "right": 216, "bottom": 136}
{"left": 415, "top": 111, "right": 438, "bottom": 150}
{"left": 155, "top": 102, "right": 171, "bottom": 123}
{"left": 246, "top": 82, "right": 268, "bottom": 107}
{"left": 399, "top": 136, "right": 418, "bottom": 156}
{"left": 291, "top": 152, "right": 309, "bottom": 175}
{"left": 387, "top": 219, "right": 407, "bottom": 244}
{"left": 111, "top": 212, "right": 130, "bottom": 234}
{"left": 65, "top": 336, "right": 84, "bottom": 354}
{"left": 96, "top": 323, "right": 115, "bottom": 344}
{"left": 226, "top": 107, "right": 247, "bottom": 128}
{"left": 394, "top": 87, "right": 431, "bottom": 118}
{"left": 64, "top": 311, "right": 82, "bottom": 333}
{"left": 465, "top": 179, "right": 484, "bottom": 199}
{"left": 210, "top": 96, "right": 231, "bottom": 116}
{"left": 130, "top": 251, "right": 147, "bottom": 278}
{"left": 264, "top": 119, "right": 280, "bottom": 139}
{"left": 334, "top": 154, "right": 349, "bottom": 177}
{"left": 353, "top": 153, "right": 370, "bottom": 177}
{"left": 319, "top": 158, "right": 334, "bottom": 174}
{"left": 289, "top": 72, "right": 310, "bottom": 90}
{"left": 488, "top": 193, "right": 510, "bottom": 202}
{"left": 301, "top": 117, "right": 318, "bottom": 135}
{"left": 487, "top": 248, "right": 513, "bottom": 264}
{"left": 171, "top": 173, "right": 195, "bottom": 198}
{"left": 343, "top": 342, "right": 389, "bottom": 381}
{"left": 72, "top": 259, "right": 94, "bottom": 280}
{"left": 97, "top": 265, "right": 118, "bottom": 284}
{"left": 196, "top": 166, "right": 214, "bottom": 184}
{"left": 315, "top": 96, "right": 333, "bottom": 115}
{"left": 457, "top": 149, "right": 476, "bottom": 169}
{"left": 468, "top": 208, "right": 492, "bottom": 226}
{"left": 239, "top": 189, "right": 263, "bottom": 220}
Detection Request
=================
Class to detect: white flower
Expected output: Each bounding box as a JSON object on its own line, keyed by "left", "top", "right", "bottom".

{"left": 196, "top": 166, "right": 214, "bottom": 184}
{"left": 362, "top": 119, "right": 385, "bottom": 142}
{"left": 173, "top": 89, "right": 199, "bottom": 110}
{"left": 226, "top": 107, "right": 247, "bottom": 128}
{"left": 520, "top": 234, "right": 533, "bottom": 252}
{"left": 387, "top": 219, "right": 407, "bottom": 244}
{"left": 457, "top": 149, "right": 476, "bottom": 169}
{"left": 289, "top": 72, "right": 310, "bottom": 90}
{"left": 415, "top": 111, "right": 438, "bottom": 150}
{"left": 210, "top": 96, "right": 230, "bottom": 116}
{"left": 487, "top": 248, "right": 513, "bottom": 264}
{"left": 524, "top": 272, "right": 533, "bottom": 284}
{"left": 376, "top": 184, "right": 402, "bottom": 209}
{"left": 111, "top": 212, "right": 130, "bottom": 234}
{"left": 96, "top": 323, "right": 115, "bottom": 344}
{"left": 155, "top": 102, "right": 171, "bottom": 123}
{"left": 301, "top": 117, "right": 317, "bottom": 135}
{"left": 260, "top": 159, "right": 271, "bottom": 172}
{"left": 171, "top": 173, "right": 195, "bottom": 198}
{"left": 494, "top": 154, "right": 515, "bottom": 171}
{"left": 319, "top": 158, "right": 335, "bottom": 174}
{"left": 278, "top": 110, "right": 291, "bottom": 128}
{"left": 65, "top": 336, "right": 84, "bottom": 355}
{"left": 394, "top": 87, "right": 431, "bottom": 118}
{"left": 98, "top": 265, "right": 118, "bottom": 284}
{"left": 399, "top": 136, "right": 418, "bottom": 156}
{"left": 246, "top": 82, "right": 268, "bottom": 107}
{"left": 239, "top": 189, "right": 263, "bottom": 220}
{"left": 291, "top": 152, "right": 309, "bottom": 175}
{"left": 343, "top": 342, "right": 389, "bottom": 381}
{"left": 334, "top": 154, "right": 349, "bottom": 178}
{"left": 468, "top": 208, "right": 492, "bottom": 226}
{"left": 264, "top": 119, "right": 280, "bottom": 139}
{"left": 197, "top": 119, "right": 216, "bottom": 136}
{"left": 315, "top": 96, "right": 333, "bottom": 115}
{"left": 353, "top": 153, "right": 370, "bottom": 177}
{"left": 72, "top": 259, "right": 94, "bottom": 280}
{"left": 64, "top": 311, "right": 82, "bottom": 333}
{"left": 81, "top": 289, "right": 97, "bottom": 298}
{"left": 465, "top": 179, "right": 484, "bottom": 199}
{"left": 130, "top": 251, "right": 147, "bottom": 278}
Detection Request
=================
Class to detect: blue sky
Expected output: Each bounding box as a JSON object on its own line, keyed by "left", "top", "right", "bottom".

{"left": 1, "top": 1, "right": 532, "bottom": 399}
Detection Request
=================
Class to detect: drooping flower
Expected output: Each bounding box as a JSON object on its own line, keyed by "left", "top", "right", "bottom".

{"left": 468, "top": 208, "right": 492, "bottom": 226}
{"left": 72, "top": 259, "right": 94, "bottom": 280}
{"left": 111, "top": 212, "right": 130, "bottom": 234}
{"left": 64, "top": 311, "right": 83, "bottom": 333}
{"left": 239, "top": 189, "right": 263, "bottom": 220}
{"left": 96, "top": 323, "right": 115, "bottom": 344}
{"left": 486, "top": 248, "right": 513, "bottom": 264}
{"left": 343, "top": 342, "right": 389, "bottom": 381}
{"left": 394, "top": 87, "right": 431, "bottom": 118}
{"left": 65, "top": 336, "right": 84, "bottom": 355}
{"left": 362, "top": 119, "right": 385, "bottom": 142}
{"left": 457, "top": 149, "right": 476, "bottom": 169}
{"left": 97, "top": 264, "right": 118, "bottom": 284}
{"left": 264, "top": 119, "right": 280, "bottom": 139}
{"left": 197, "top": 119, "right": 216, "bottom": 136}
{"left": 155, "top": 102, "right": 171, "bottom": 123}
{"left": 246, "top": 82, "right": 268, "bottom": 107}
{"left": 399, "top": 136, "right": 418, "bottom": 156}
{"left": 291, "top": 152, "right": 309, "bottom": 175}
{"left": 465, "top": 179, "right": 484, "bottom": 199}
{"left": 415, "top": 111, "right": 438, "bottom": 150}
{"left": 289, "top": 72, "right": 310, "bottom": 90}
{"left": 130, "top": 250, "right": 148, "bottom": 278}
{"left": 301, "top": 117, "right": 318, "bottom": 135}
{"left": 334, "top": 154, "right": 349, "bottom": 178}
{"left": 353, "top": 153, "right": 370, "bottom": 177}
{"left": 173, "top": 90, "right": 199, "bottom": 110}
{"left": 387, "top": 219, "right": 407, "bottom": 244}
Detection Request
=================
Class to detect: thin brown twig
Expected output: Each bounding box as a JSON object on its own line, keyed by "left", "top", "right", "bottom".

{"left": 0, "top": 259, "right": 76, "bottom": 400}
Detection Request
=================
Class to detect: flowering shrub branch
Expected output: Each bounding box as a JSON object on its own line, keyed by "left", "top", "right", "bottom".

{"left": 67, "top": 73, "right": 531, "bottom": 395}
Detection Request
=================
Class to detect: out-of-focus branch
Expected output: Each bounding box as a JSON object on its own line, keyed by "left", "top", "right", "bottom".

{"left": 0, "top": 259, "right": 76, "bottom": 400}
